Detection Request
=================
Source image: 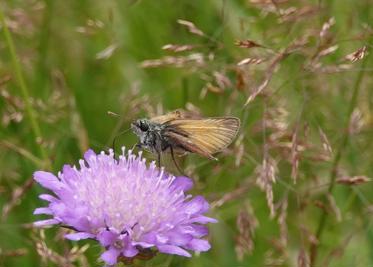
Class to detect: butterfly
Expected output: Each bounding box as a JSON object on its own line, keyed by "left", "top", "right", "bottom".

{"left": 131, "top": 110, "right": 240, "bottom": 172}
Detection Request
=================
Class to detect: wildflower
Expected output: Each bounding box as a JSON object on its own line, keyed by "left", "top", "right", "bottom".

{"left": 33, "top": 148, "right": 216, "bottom": 265}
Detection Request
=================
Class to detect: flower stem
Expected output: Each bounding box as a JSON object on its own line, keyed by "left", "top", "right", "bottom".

{"left": 309, "top": 54, "right": 369, "bottom": 266}
{"left": 0, "top": 7, "right": 50, "bottom": 169}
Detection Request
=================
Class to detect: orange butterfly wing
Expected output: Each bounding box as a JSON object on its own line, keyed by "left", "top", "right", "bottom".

{"left": 164, "top": 117, "right": 240, "bottom": 160}
{"left": 150, "top": 109, "right": 201, "bottom": 124}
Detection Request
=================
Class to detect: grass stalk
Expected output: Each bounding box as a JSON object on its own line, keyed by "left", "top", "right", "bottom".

{"left": 309, "top": 53, "right": 370, "bottom": 266}
{"left": 0, "top": 7, "right": 50, "bottom": 169}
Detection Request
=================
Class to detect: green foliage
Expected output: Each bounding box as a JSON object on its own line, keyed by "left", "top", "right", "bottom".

{"left": 0, "top": 0, "right": 372, "bottom": 266}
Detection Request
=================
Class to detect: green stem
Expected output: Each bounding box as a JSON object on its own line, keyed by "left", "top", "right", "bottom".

{"left": 309, "top": 54, "right": 369, "bottom": 266}
{"left": 182, "top": 77, "right": 188, "bottom": 108}
{"left": 0, "top": 7, "right": 50, "bottom": 169}
{"left": 36, "top": 0, "right": 53, "bottom": 97}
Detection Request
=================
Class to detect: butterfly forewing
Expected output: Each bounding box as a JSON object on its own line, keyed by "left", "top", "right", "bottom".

{"left": 164, "top": 117, "right": 240, "bottom": 159}
{"left": 150, "top": 109, "right": 201, "bottom": 124}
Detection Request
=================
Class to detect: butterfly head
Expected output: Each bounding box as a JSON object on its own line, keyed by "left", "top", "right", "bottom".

{"left": 131, "top": 119, "right": 151, "bottom": 135}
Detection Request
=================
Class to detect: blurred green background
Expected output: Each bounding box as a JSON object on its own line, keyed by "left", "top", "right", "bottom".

{"left": 0, "top": 0, "right": 373, "bottom": 266}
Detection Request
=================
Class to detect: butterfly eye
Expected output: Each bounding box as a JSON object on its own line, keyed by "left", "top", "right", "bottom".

{"left": 139, "top": 121, "right": 149, "bottom": 131}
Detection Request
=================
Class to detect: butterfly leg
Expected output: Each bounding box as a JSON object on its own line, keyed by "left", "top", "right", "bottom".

{"left": 157, "top": 151, "right": 161, "bottom": 167}
{"left": 133, "top": 142, "right": 142, "bottom": 151}
{"left": 170, "top": 146, "right": 184, "bottom": 175}
{"left": 112, "top": 128, "right": 132, "bottom": 157}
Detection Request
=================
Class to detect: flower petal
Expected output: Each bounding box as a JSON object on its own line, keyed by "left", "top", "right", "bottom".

{"left": 39, "top": 194, "right": 58, "bottom": 202}
{"left": 65, "top": 232, "right": 94, "bottom": 241}
{"left": 49, "top": 202, "right": 67, "bottom": 215}
{"left": 57, "top": 212, "right": 92, "bottom": 233}
{"left": 156, "top": 234, "right": 168, "bottom": 244}
{"left": 166, "top": 232, "right": 193, "bottom": 246}
{"left": 33, "top": 207, "right": 53, "bottom": 215}
{"left": 84, "top": 149, "right": 97, "bottom": 165}
{"left": 171, "top": 176, "right": 193, "bottom": 192}
{"left": 185, "top": 239, "right": 211, "bottom": 251}
{"left": 157, "top": 245, "right": 191, "bottom": 257}
{"left": 34, "top": 219, "right": 59, "bottom": 227}
{"left": 97, "top": 230, "right": 118, "bottom": 247}
{"left": 123, "top": 244, "right": 138, "bottom": 258}
{"left": 101, "top": 247, "right": 120, "bottom": 265}
{"left": 177, "top": 225, "right": 208, "bottom": 238}
{"left": 141, "top": 232, "right": 157, "bottom": 244}
{"left": 184, "top": 196, "right": 209, "bottom": 214}
{"left": 61, "top": 165, "right": 79, "bottom": 183}
{"left": 189, "top": 215, "right": 218, "bottom": 224}
{"left": 34, "top": 171, "right": 63, "bottom": 191}
{"left": 132, "top": 241, "right": 154, "bottom": 248}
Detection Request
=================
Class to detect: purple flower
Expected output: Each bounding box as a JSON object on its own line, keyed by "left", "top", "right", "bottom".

{"left": 33, "top": 148, "right": 216, "bottom": 265}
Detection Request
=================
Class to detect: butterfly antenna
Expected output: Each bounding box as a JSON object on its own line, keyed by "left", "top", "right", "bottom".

{"left": 112, "top": 128, "right": 131, "bottom": 157}
{"left": 107, "top": 110, "right": 120, "bottom": 117}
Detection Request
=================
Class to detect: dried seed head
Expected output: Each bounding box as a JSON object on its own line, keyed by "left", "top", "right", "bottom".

{"left": 141, "top": 54, "right": 204, "bottom": 68}
{"left": 336, "top": 175, "right": 371, "bottom": 185}
{"left": 177, "top": 19, "right": 205, "bottom": 36}
{"left": 291, "top": 131, "right": 300, "bottom": 184}
{"left": 298, "top": 248, "right": 309, "bottom": 267}
{"left": 255, "top": 157, "right": 277, "bottom": 218}
{"left": 2, "top": 177, "right": 33, "bottom": 220}
{"left": 344, "top": 46, "right": 368, "bottom": 62}
{"left": 204, "top": 83, "right": 224, "bottom": 94}
{"left": 318, "top": 127, "right": 333, "bottom": 156}
{"left": 234, "top": 134, "right": 245, "bottom": 167}
{"left": 245, "top": 51, "right": 288, "bottom": 105}
{"left": 277, "top": 197, "right": 288, "bottom": 247}
{"left": 278, "top": 6, "right": 319, "bottom": 23}
{"left": 349, "top": 108, "right": 364, "bottom": 135}
{"left": 162, "top": 44, "right": 196, "bottom": 53}
{"left": 320, "top": 17, "right": 335, "bottom": 38}
{"left": 235, "top": 39, "right": 264, "bottom": 49}
{"left": 235, "top": 204, "right": 258, "bottom": 260}
{"left": 237, "top": 57, "right": 265, "bottom": 66}
{"left": 213, "top": 71, "right": 232, "bottom": 89}
{"left": 96, "top": 44, "right": 118, "bottom": 60}
{"left": 317, "top": 45, "right": 339, "bottom": 57}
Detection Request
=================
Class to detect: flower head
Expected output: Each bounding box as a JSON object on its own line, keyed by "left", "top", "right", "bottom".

{"left": 33, "top": 148, "right": 216, "bottom": 265}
